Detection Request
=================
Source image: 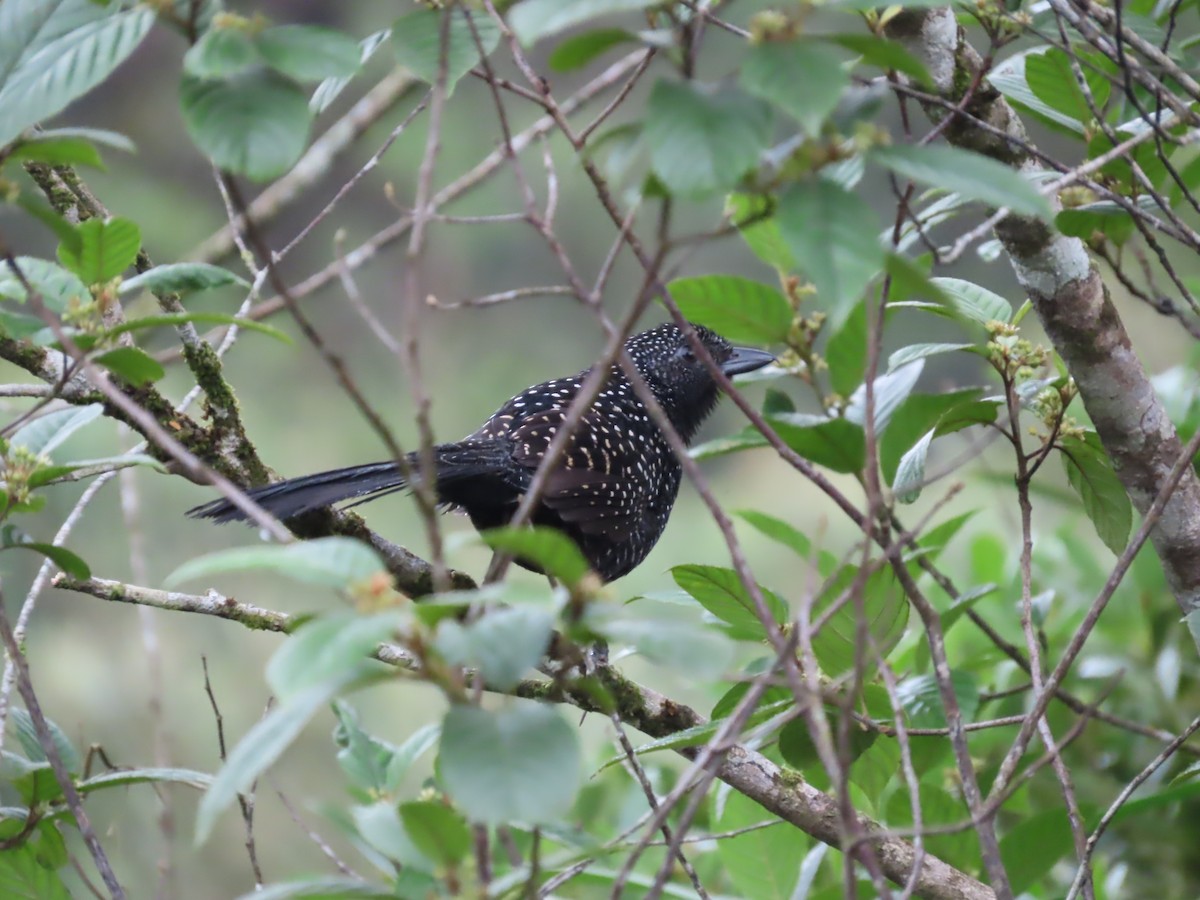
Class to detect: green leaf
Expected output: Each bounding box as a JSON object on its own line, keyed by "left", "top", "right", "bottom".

{"left": 672, "top": 564, "right": 788, "bottom": 638}
{"left": 941, "top": 583, "right": 997, "bottom": 631}
{"left": 180, "top": 71, "right": 311, "bottom": 182}
{"left": 103, "top": 312, "right": 290, "bottom": 344}
{"left": 183, "top": 27, "right": 260, "bottom": 79}
{"left": 15, "top": 197, "right": 81, "bottom": 255}
{"left": 766, "top": 413, "right": 865, "bottom": 473}
{"left": 778, "top": 179, "right": 883, "bottom": 327}
{"left": 197, "top": 681, "right": 356, "bottom": 844}
{"left": 509, "top": 0, "right": 664, "bottom": 46}
{"left": 927, "top": 277, "right": 1013, "bottom": 325}
{"left": 548, "top": 28, "right": 632, "bottom": 71}
{"left": 845, "top": 359, "right": 924, "bottom": 434}
{"left": 1056, "top": 198, "right": 1139, "bottom": 245}
{"left": 0, "top": 526, "right": 90, "bottom": 579}
{"left": 1060, "top": 432, "right": 1132, "bottom": 555}
{"left": 385, "top": 723, "right": 441, "bottom": 793}
{"left": 398, "top": 802, "right": 471, "bottom": 867}
{"left": 779, "top": 711, "right": 875, "bottom": 775}
{"left": 0, "top": 258, "right": 89, "bottom": 313}
{"left": 6, "top": 135, "right": 104, "bottom": 168}
{"left": 716, "top": 791, "right": 805, "bottom": 900}
{"left": 893, "top": 428, "right": 934, "bottom": 503}
{"left": 267, "top": 611, "right": 404, "bottom": 701}
{"left": 77, "top": 767, "right": 213, "bottom": 794}
{"left": 736, "top": 510, "right": 838, "bottom": 574}
{"left": 119, "top": 263, "right": 248, "bottom": 296}
{"left": 9, "top": 708, "right": 81, "bottom": 776}
{"left": 391, "top": 7, "right": 501, "bottom": 94}
{"left": 987, "top": 50, "right": 1085, "bottom": 134}
{"left": 668, "top": 275, "right": 792, "bottom": 345}
{"left": 94, "top": 346, "right": 164, "bottom": 386}
{"left": 351, "top": 800, "right": 435, "bottom": 872}
{"left": 481, "top": 526, "right": 590, "bottom": 586}
{"left": 645, "top": 80, "right": 771, "bottom": 198}
{"left": 810, "top": 567, "right": 908, "bottom": 677}
{"left": 165, "top": 537, "right": 387, "bottom": 590}
{"left": 741, "top": 40, "right": 847, "bottom": 136}
{"left": 829, "top": 33, "right": 930, "bottom": 84}
{"left": 823, "top": 299, "right": 867, "bottom": 398}
{"left": 231, "top": 878, "right": 393, "bottom": 899}
{"left": 872, "top": 144, "right": 1053, "bottom": 221}
{"left": 434, "top": 607, "right": 554, "bottom": 690}
{"left": 726, "top": 193, "right": 795, "bottom": 273}
{"left": 256, "top": 25, "right": 362, "bottom": 82}
{"left": 439, "top": 702, "right": 582, "bottom": 825}
{"left": 687, "top": 426, "right": 768, "bottom": 461}
{"left": 999, "top": 808, "right": 1075, "bottom": 895}
{"left": 1023, "top": 48, "right": 1109, "bottom": 128}
{"left": 10, "top": 404, "right": 103, "bottom": 456}
{"left": 0, "top": 844, "right": 71, "bottom": 900}
{"left": 311, "top": 28, "right": 392, "bottom": 115}
{"left": 895, "top": 670, "right": 979, "bottom": 728}
{"left": 332, "top": 701, "right": 398, "bottom": 796}
{"left": 585, "top": 609, "right": 735, "bottom": 677}
{"left": 56, "top": 217, "right": 140, "bottom": 284}
{"left": 0, "top": 2, "right": 155, "bottom": 146}
{"left": 879, "top": 388, "right": 983, "bottom": 484}
{"left": 887, "top": 342, "right": 975, "bottom": 372}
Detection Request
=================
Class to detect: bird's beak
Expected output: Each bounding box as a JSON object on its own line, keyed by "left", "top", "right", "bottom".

{"left": 722, "top": 347, "right": 775, "bottom": 376}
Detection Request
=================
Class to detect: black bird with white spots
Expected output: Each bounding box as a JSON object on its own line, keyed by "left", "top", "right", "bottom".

{"left": 188, "top": 323, "right": 774, "bottom": 582}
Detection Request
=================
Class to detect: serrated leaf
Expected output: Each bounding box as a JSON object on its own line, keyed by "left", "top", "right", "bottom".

{"left": 845, "top": 359, "right": 924, "bottom": 433}
{"left": 879, "top": 388, "right": 983, "bottom": 484}
{"left": 267, "top": 611, "right": 404, "bottom": 701}
{"left": 434, "top": 606, "right": 554, "bottom": 690}
{"left": 439, "top": 702, "right": 581, "bottom": 825}
{"left": 672, "top": 564, "right": 788, "bottom": 638}
{"left": 0, "top": 525, "right": 90, "bottom": 579}
{"left": 810, "top": 566, "right": 908, "bottom": 677}
{"left": 872, "top": 143, "right": 1053, "bottom": 221}
{"left": 183, "top": 26, "right": 259, "bottom": 79}
{"left": 548, "top": 28, "right": 632, "bottom": 71}
{"left": 988, "top": 50, "right": 1085, "bottom": 134}
{"left": 0, "top": 844, "right": 71, "bottom": 900}
{"left": 887, "top": 343, "right": 975, "bottom": 372}
{"left": 778, "top": 179, "right": 883, "bottom": 327}
{"left": 767, "top": 413, "right": 865, "bottom": 473}
{"left": 736, "top": 510, "right": 838, "bottom": 574}
{"left": 0, "top": 2, "right": 155, "bottom": 146}
{"left": 165, "top": 537, "right": 387, "bottom": 590}
{"left": 668, "top": 275, "right": 792, "bottom": 344}
{"left": 180, "top": 71, "right": 311, "bottom": 182}
{"left": 103, "top": 312, "right": 290, "bottom": 344}
{"left": 119, "top": 263, "right": 248, "bottom": 296}
{"left": 741, "top": 39, "right": 846, "bottom": 137}
{"left": 1060, "top": 433, "right": 1131, "bottom": 554}
{"left": 585, "top": 609, "right": 734, "bottom": 676}
{"left": 7, "top": 135, "right": 104, "bottom": 168}
{"left": 77, "top": 767, "right": 213, "bottom": 793}
{"left": 0, "top": 257, "right": 89, "bottom": 312}
{"left": 928, "top": 277, "right": 1013, "bottom": 325}
{"left": 830, "top": 33, "right": 930, "bottom": 84}
{"left": 893, "top": 428, "right": 934, "bottom": 503}
{"left": 727, "top": 193, "right": 795, "bottom": 273}
{"left": 256, "top": 25, "right": 361, "bottom": 82}
{"left": 823, "top": 299, "right": 867, "bottom": 397}
{"left": 9, "top": 708, "right": 81, "bottom": 776}
{"left": 311, "top": 28, "right": 393, "bottom": 115}
{"left": 481, "top": 526, "right": 590, "bottom": 586}
{"left": 509, "top": 0, "right": 664, "bottom": 46}
{"left": 896, "top": 670, "right": 979, "bottom": 728}
{"left": 1023, "top": 48, "right": 1109, "bottom": 128}
{"left": 385, "top": 723, "right": 441, "bottom": 793}
{"left": 398, "top": 802, "right": 471, "bottom": 867}
{"left": 999, "top": 809, "right": 1075, "bottom": 895}
{"left": 94, "top": 346, "right": 164, "bottom": 386}
{"left": 645, "top": 80, "right": 772, "bottom": 198}
{"left": 56, "top": 216, "right": 140, "bottom": 284}
{"left": 10, "top": 404, "right": 103, "bottom": 456}
{"left": 391, "top": 7, "right": 500, "bottom": 94}
{"left": 716, "top": 791, "right": 806, "bottom": 900}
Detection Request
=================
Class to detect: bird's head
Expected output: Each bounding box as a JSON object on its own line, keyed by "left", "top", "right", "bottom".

{"left": 623, "top": 322, "right": 774, "bottom": 443}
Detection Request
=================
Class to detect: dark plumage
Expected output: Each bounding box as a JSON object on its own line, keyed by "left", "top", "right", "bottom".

{"left": 188, "top": 323, "right": 773, "bottom": 581}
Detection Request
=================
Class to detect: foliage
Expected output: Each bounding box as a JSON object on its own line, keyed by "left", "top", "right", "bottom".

{"left": 0, "top": 0, "right": 1198, "bottom": 898}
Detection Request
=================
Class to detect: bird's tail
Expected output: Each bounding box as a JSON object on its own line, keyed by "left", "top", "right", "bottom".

{"left": 187, "top": 440, "right": 511, "bottom": 524}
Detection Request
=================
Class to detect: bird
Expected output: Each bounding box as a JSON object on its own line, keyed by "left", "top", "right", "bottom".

{"left": 188, "top": 322, "right": 774, "bottom": 582}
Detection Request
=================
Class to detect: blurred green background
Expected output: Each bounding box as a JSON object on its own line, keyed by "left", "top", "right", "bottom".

{"left": 2, "top": 1, "right": 1198, "bottom": 897}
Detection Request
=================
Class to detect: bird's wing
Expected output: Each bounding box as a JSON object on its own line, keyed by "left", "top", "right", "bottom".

{"left": 509, "top": 409, "right": 643, "bottom": 541}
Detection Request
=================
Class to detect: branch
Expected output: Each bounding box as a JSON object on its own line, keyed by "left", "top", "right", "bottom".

{"left": 53, "top": 574, "right": 994, "bottom": 900}
{"left": 885, "top": 7, "right": 1200, "bottom": 628}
